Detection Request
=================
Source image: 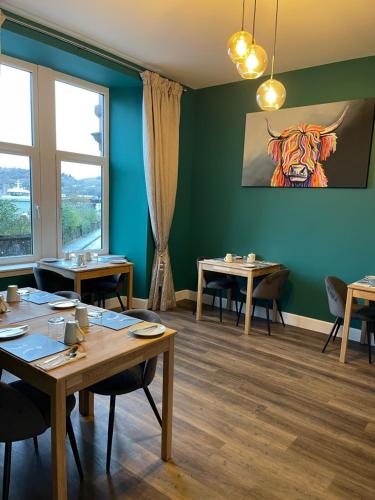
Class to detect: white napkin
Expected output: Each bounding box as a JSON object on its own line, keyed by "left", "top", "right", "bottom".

{"left": 35, "top": 352, "right": 86, "bottom": 371}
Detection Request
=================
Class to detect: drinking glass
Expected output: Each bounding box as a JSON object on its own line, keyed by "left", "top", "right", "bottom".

{"left": 48, "top": 316, "right": 65, "bottom": 340}
{"left": 88, "top": 310, "right": 103, "bottom": 326}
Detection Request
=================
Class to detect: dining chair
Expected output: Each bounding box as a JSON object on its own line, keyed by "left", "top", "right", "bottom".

{"left": 322, "top": 276, "right": 375, "bottom": 363}
{"left": 83, "top": 274, "right": 126, "bottom": 310}
{"left": 33, "top": 267, "right": 74, "bottom": 293}
{"left": 196, "top": 257, "right": 238, "bottom": 322}
{"left": 0, "top": 380, "right": 83, "bottom": 499}
{"left": 236, "top": 269, "right": 290, "bottom": 335}
{"left": 87, "top": 309, "right": 162, "bottom": 473}
{"left": 55, "top": 290, "right": 81, "bottom": 301}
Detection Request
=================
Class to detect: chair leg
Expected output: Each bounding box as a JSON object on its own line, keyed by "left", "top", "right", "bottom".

{"left": 332, "top": 318, "right": 342, "bottom": 342}
{"left": 251, "top": 300, "right": 256, "bottom": 320}
{"left": 219, "top": 291, "right": 223, "bottom": 323}
{"left": 3, "top": 442, "right": 12, "bottom": 500}
{"left": 143, "top": 387, "right": 162, "bottom": 427}
{"left": 33, "top": 436, "right": 39, "bottom": 454}
{"left": 322, "top": 317, "right": 339, "bottom": 353}
{"left": 66, "top": 417, "right": 84, "bottom": 480}
{"left": 106, "top": 395, "right": 116, "bottom": 474}
{"left": 276, "top": 300, "right": 285, "bottom": 327}
{"left": 211, "top": 291, "right": 216, "bottom": 310}
{"left": 236, "top": 297, "right": 244, "bottom": 326}
{"left": 116, "top": 293, "right": 125, "bottom": 311}
{"left": 266, "top": 304, "right": 271, "bottom": 335}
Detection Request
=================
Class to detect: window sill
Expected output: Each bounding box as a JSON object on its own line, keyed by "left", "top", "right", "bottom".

{"left": 0, "top": 262, "right": 36, "bottom": 278}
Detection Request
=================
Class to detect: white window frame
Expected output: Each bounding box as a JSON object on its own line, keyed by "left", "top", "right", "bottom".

{"left": 0, "top": 56, "right": 109, "bottom": 264}
{"left": 0, "top": 55, "right": 42, "bottom": 264}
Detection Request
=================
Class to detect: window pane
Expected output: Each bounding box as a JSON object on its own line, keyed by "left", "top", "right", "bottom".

{"left": 55, "top": 81, "right": 104, "bottom": 156}
{"left": 0, "top": 154, "right": 33, "bottom": 258}
{"left": 61, "top": 161, "right": 102, "bottom": 252}
{"left": 0, "top": 65, "right": 33, "bottom": 146}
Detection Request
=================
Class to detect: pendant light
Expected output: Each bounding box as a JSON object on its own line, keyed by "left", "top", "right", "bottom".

{"left": 256, "top": 0, "right": 286, "bottom": 111}
{"left": 237, "top": 0, "right": 268, "bottom": 79}
{"left": 227, "top": 0, "right": 253, "bottom": 64}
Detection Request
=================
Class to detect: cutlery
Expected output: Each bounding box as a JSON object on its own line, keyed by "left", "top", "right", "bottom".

{"left": 48, "top": 352, "right": 77, "bottom": 367}
{"left": 41, "top": 346, "right": 78, "bottom": 365}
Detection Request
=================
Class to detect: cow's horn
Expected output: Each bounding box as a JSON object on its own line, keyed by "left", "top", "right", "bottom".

{"left": 321, "top": 106, "right": 349, "bottom": 135}
{"left": 266, "top": 119, "right": 281, "bottom": 139}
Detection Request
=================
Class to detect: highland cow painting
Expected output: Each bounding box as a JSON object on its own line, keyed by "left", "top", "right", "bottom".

{"left": 242, "top": 99, "right": 374, "bottom": 188}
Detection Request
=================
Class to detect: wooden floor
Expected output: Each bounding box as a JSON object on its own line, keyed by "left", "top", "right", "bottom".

{"left": 2, "top": 301, "right": 375, "bottom": 499}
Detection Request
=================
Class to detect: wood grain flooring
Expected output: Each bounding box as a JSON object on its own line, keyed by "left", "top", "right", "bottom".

{"left": 1, "top": 300, "right": 375, "bottom": 499}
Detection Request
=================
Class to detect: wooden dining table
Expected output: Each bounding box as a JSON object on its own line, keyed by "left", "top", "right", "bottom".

{"left": 340, "top": 279, "right": 374, "bottom": 363}
{"left": 196, "top": 258, "right": 281, "bottom": 334}
{"left": 0, "top": 290, "right": 176, "bottom": 499}
{"left": 37, "top": 258, "right": 134, "bottom": 308}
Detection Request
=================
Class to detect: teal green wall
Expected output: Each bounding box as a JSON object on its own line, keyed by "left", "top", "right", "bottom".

{"left": 0, "top": 22, "right": 152, "bottom": 298}
{"left": 189, "top": 56, "right": 375, "bottom": 321}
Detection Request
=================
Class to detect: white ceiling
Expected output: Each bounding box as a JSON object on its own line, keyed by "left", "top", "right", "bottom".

{"left": 1, "top": 0, "right": 374, "bottom": 88}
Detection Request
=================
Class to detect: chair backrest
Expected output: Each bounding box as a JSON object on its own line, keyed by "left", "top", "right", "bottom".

{"left": 196, "top": 256, "right": 223, "bottom": 288}
{"left": 325, "top": 276, "right": 348, "bottom": 319}
{"left": 33, "top": 268, "right": 73, "bottom": 293}
{"left": 55, "top": 291, "right": 81, "bottom": 301}
{"left": 253, "top": 269, "right": 290, "bottom": 300}
{"left": 0, "top": 382, "right": 47, "bottom": 442}
{"left": 122, "top": 309, "right": 161, "bottom": 386}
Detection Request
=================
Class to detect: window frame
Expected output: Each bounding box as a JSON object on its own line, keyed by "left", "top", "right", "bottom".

{"left": 0, "top": 56, "right": 109, "bottom": 264}
{"left": 0, "top": 55, "right": 42, "bottom": 264}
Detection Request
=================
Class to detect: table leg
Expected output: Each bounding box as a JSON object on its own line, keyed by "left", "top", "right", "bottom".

{"left": 340, "top": 288, "right": 353, "bottom": 363}
{"left": 75, "top": 276, "right": 81, "bottom": 296}
{"left": 79, "top": 390, "right": 94, "bottom": 417}
{"left": 127, "top": 267, "right": 133, "bottom": 309}
{"left": 196, "top": 264, "right": 203, "bottom": 320}
{"left": 51, "top": 382, "right": 67, "bottom": 500}
{"left": 244, "top": 274, "right": 254, "bottom": 335}
{"left": 360, "top": 299, "right": 369, "bottom": 344}
{"left": 227, "top": 288, "right": 232, "bottom": 311}
{"left": 161, "top": 337, "right": 174, "bottom": 461}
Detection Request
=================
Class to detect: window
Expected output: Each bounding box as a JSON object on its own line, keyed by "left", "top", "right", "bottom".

{"left": 0, "top": 56, "right": 109, "bottom": 264}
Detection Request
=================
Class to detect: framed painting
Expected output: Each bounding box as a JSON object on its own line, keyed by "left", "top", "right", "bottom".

{"left": 242, "top": 98, "right": 375, "bottom": 188}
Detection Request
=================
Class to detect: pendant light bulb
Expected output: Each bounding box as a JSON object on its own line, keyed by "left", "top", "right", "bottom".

{"left": 227, "top": 30, "right": 253, "bottom": 64}
{"left": 236, "top": 43, "right": 268, "bottom": 79}
{"left": 256, "top": 78, "right": 286, "bottom": 111}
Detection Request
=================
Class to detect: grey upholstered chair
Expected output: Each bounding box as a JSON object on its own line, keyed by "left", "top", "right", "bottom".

{"left": 236, "top": 269, "right": 290, "bottom": 335}
{"left": 33, "top": 267, "right": 74, "bottom": 293}
{"left": 0, "top": 380, "right": 83, "bottom": 499}
{"left": 88, "top": 309, "right": 162, "bottom": 473}
{"left": 55, "top": 290, "right": 81, "bottom": 301}
{"left": 323, "top": 276, "right": 375, "bottom": 362}
{"left": 197, "top": 257, "right": 238, "bottom": 322}
{"left": 85, "top": 273, "right": 127, "bottom": 310}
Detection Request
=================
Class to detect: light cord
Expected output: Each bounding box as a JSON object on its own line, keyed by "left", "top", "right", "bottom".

{"left": 241, "top": 0, "right": 246, "bottom": 31}
{"left": 271, "top": 0, "right": 280, "bottom": 79}
{"left": 252, "top": 0, "right": 257, "bottom": 43}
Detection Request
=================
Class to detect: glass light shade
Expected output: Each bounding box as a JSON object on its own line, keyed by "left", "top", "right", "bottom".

{"left": 227, "top": 31, "right": 253, "bottom": 64}
{"left": 236, "top": 44, "right": 268, "bottom": 79}
{"left": 256, "top": 78, "right": 286, "bottom": 111}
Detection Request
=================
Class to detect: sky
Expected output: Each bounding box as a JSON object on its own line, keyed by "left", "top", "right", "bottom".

{"left": 0, "top": 63, "right": 103, "bottom": 180}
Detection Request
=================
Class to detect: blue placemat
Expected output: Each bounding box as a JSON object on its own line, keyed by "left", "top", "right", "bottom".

{"left": 0, "top": 334, "right": 68, "bottom": 362}
{"left": 90, "top": 312, "right": 142, "bottom": 331}
{"left": 22, "top": 292, "right": 63, "bottom": 304}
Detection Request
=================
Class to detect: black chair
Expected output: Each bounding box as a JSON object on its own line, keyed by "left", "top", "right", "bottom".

{"left": 85, "top": 274, "right": 127, "bottom": 310}
{"left": 322, "top": 276, "right": 375, "bottom": 363}
{"left": 87, "top": 309, "right": 162, "bottom": 473}
{"left": 236, "top": 269, "right": 290, "bottom": 335}
{"left": 0, "top": 380, "right": 83, "bottom": 499}
{"left": 33, "top": 268, "right": 74, "bottom": 293}
{"left": 197, "top": 257, "right": 238, "bottom": 322}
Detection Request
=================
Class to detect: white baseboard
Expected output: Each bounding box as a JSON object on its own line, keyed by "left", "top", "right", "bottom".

{"left": 105, "top": 295, "right": 148, "bottom": 310}
{"left": 175, "top": 289, "right": 367, "bottom": 344}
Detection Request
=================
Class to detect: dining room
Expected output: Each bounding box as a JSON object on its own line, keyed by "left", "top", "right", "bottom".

{"left": 0, "top": 1, "right": 374, "bottom": 499}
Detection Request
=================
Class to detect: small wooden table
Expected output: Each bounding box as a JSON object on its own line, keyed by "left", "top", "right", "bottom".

{"left": 0, "top": 294, "right": 176, "bottom": 499}
{"left": 196, "top": 259, "right": 281, "bottom": 334}
{"left": 340, "top": 280, "right": 374, "bottom": 363}
{"left": 37, "top": 258, "right": 133, "bottom": 308}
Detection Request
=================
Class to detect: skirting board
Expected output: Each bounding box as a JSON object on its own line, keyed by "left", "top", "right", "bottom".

{"left": 175, "top": 289, "right": 370, "bottom": 345}
{"left": 105, "top": 295, "right": 148, "bottom": 310}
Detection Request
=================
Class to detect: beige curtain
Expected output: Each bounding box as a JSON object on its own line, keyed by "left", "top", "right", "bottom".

{"left": 141, "top": 70, "right": 183, "bottom": 311}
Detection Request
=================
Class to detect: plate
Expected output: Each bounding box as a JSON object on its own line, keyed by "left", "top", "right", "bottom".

{"left": 242, "top": 263, "right": 256, "bottom": 268}
{"left": 48, "top": 300, "right": 78, "bottom": 309}
{"left": 110, "top": 259, "right": 128, "bottom": 264}
{"left": 41, "top": 257, "right": 59, "bottom": 262}
{"left": 128, "top": 323, "right": 166, "bottom": 337}
{"left": 0, "top": 325, "right": 29, "bottom": 340}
